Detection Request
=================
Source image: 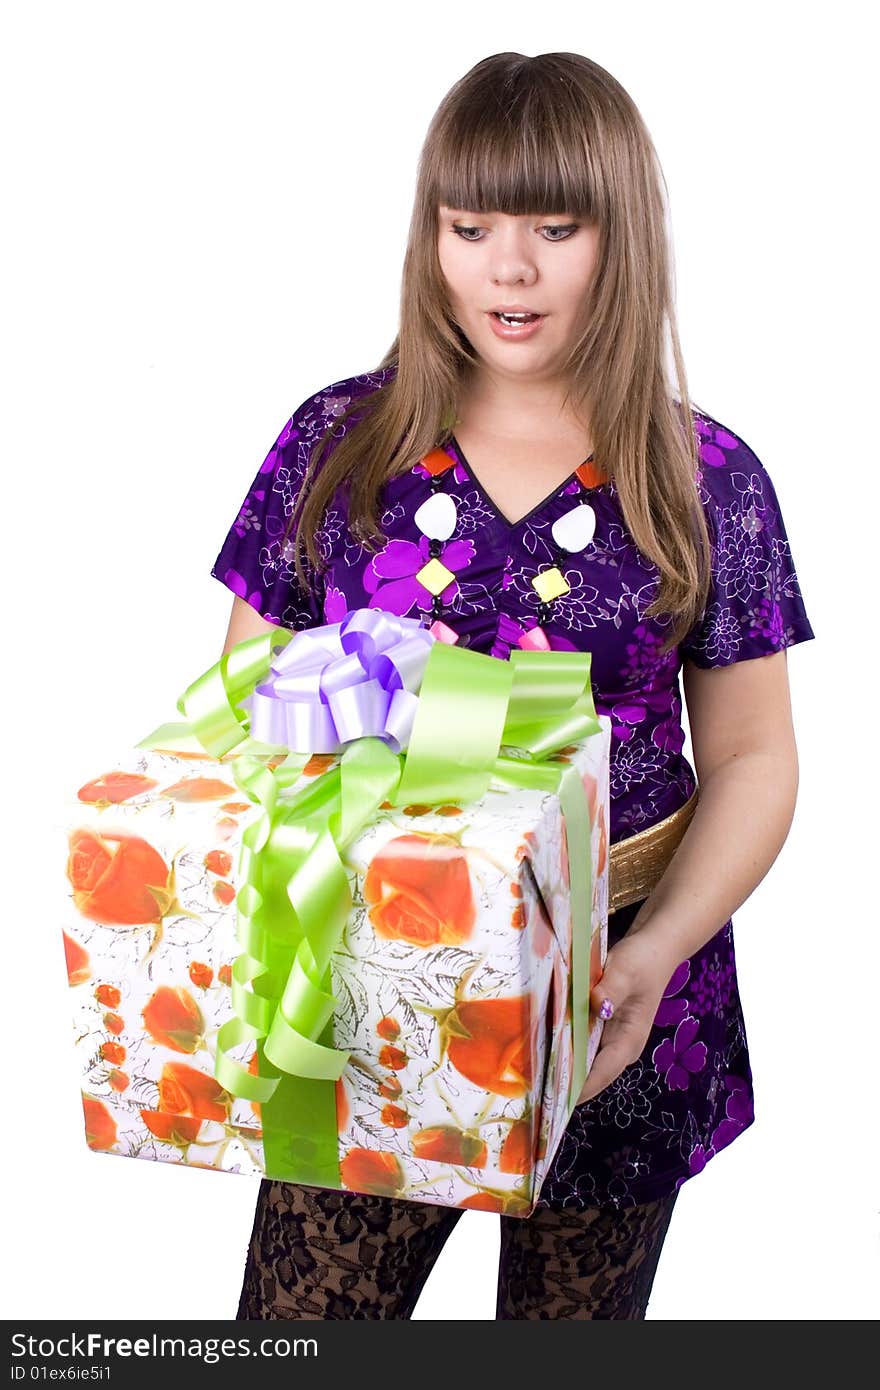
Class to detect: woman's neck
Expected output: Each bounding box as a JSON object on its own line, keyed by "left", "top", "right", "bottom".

{"left": 454, "top": 375, "right": 592, "bottom": 443}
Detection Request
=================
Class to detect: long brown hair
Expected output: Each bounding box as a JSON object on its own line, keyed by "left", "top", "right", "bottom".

{"left": 283, "top": 51, "right": 713, "bottom": 652}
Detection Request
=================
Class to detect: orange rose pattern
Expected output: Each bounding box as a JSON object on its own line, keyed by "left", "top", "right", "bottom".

{"left": 531, "top": 903, "right": 556, "bottom": 961}
{"left": 498, "top": 1115, "right": 536, "bottom": 1174}
{"left": 157, "top": 1062, "right": 231, "bottom": 1122}
{"left": 142, "top": 986, "right": 204, "bottom": 1054}
{"left": 458, "top": 1187, "right": 533, "bottom": 1216}
{"left": 77, "top": 770, "right": 159, "bottom": 805}
{"left": 204, "top": 849, "right": 233, "bottom": 877}
{"left": 214, "top": 816, "right": 239, "bottom": 842}
{"left": 411, "top": 1126, "right": 487, "bottom": 1168}
{"left": 363, "top": 833, "right": 476, "bottom": 947}
{"left": 339, "top": 1147, "right": 405, "bottom": 1198}
{"left": 302, "top": 753, "right": 337, "bottom": 778}
{"left": 82, "top": 1095, "right": 117, "bottom": 1151}
{"left": 63, "top": 931, "right": 91, "bottom": 987}
{"left": 458, "top": 1193, "right": 506, "bottom": 1212}
{"left": 378, "top": 1044, "right": 407, "bottom": 1071}
{"left": 160, "top": 777, "right": 238, "bottom": 803}
{"left": 140, "top": 1110, "right": 202, "bottom": 1147}
{"left": 380, "top": 1103, "right": 409, "bottom": 1129}
{"left": 334, "top": 1075, "right": 349, "bottom": 1132}
{"left": 444, "top": 994, "right": 535, "bottom": 1098}
{"left": 188, "top": 961, "right": 213, "bottom": 990}
{"left": 67, "top": 828, "right": 173, "bottom": 925}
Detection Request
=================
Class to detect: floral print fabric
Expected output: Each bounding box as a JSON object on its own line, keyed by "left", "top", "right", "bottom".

{"left": 236, "top": 1179, "right": 680, "bottom": 1319}
{"left": 211, "top": 365, "right": 815, "bottom": 1209}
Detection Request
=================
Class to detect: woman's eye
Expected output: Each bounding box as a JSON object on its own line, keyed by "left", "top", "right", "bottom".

{"left": 451, "top": 224, "right": 578, "bottom": 242}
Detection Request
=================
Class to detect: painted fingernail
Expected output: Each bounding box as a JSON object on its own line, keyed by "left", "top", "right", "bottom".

{"left": 599, "top": 997, "right": 615, "bottom": 1020}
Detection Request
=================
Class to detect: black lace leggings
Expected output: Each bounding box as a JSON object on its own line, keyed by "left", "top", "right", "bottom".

{"left": 236, "top": 1180, "right": 679, "bottom": 1320}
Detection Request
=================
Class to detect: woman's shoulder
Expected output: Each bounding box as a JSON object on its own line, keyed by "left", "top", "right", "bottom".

{"left": 688, "top": 402, "right": 790, "bottom": 488}
{"left": 288, "top": 364, "right": 398, "bottom": 441}
{"left": 685, "top": 402, "right": 788, "bottom": 526}
{"left": 678, "top": 402, "right": 809, "bottom": 594}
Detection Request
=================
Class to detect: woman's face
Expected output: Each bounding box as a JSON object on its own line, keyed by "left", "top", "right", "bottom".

{"left": 436, "top": 204, "right": 601, "bottom": 387}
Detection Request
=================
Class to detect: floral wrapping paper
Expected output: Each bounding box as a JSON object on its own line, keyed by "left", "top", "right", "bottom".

{"left": 61, "top": 717, "right": 610, "bottom": 1215}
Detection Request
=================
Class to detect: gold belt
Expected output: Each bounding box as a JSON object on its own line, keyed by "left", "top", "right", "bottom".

{"left": 608, "top": 788, "right": 699, "bottom": 915}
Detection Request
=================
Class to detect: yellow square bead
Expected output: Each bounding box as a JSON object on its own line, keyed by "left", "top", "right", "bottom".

{"left": 531, "top": 566, "right": 570, "bottom": 602}
{"left": 415, "top": 557, "right": 456, "bottom": 596}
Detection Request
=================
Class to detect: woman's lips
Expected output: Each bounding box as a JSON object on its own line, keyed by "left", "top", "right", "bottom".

{"left": 486, "top": 312, "right": 547, "bottom": 340}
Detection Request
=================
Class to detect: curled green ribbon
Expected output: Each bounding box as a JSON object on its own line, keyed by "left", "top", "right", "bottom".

{"left": 137, "top": 628, "right": 600, "bottom": 1188}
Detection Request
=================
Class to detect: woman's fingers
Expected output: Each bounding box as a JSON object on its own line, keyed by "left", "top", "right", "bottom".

{"left": 578, "top": 1009, "right": 652, "bottom": 1103}
{"left": 578, "top": 934, "right": 678, "bottom": 1104}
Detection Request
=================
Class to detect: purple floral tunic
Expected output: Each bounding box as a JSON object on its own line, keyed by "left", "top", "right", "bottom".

{"left": 211, "top": 365, "right": 815, "bottom": 1211}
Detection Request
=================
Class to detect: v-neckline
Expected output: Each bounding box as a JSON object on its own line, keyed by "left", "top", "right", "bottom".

{"left": 449, "top": 433, "right": 596, "bottom": 530}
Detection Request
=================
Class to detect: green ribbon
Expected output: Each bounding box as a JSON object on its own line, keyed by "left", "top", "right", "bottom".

{"left": 137, "top": 628, "right": 600, "bottom": 1187}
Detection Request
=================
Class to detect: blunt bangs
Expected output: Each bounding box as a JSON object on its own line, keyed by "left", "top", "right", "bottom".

{"left": 427, "top": 73, "right": 603, "bottom": 222}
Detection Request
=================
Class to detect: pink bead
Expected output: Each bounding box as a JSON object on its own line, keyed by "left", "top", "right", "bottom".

{"left": 429, "top": 620, "right": 460, "bottom": 645}
{"left": 518, "top": 625, "right": 551, "bottom": 651}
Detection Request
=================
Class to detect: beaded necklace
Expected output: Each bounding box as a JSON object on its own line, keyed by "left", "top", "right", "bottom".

{"left": 411, "top": 441, "right": 606, "bottom": 648}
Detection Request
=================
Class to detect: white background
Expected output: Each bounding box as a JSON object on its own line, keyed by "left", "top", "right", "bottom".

{"left": 3, "top": 0, "right": 877, "bottom": 1321}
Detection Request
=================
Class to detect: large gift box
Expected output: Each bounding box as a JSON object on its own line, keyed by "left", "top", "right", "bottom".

{"left": 61, "top": 610, "right": 610, "bottom": 1217}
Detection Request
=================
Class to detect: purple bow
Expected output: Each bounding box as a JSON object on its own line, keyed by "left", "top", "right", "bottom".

{"left": 242, "top": 609, "right": 435, "bottom": 754}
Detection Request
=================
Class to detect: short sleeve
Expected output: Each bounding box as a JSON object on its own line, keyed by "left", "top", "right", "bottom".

{"left": 210, "top": 405, "right": 326, "bottom": 631}
{"left": 680, "top": 423, "right": 816, "bottom": 667}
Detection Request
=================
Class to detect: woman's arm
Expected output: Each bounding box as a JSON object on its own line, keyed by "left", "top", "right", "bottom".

{"left": 577, "top": 648, "right": 800, "bottom": 1102}
{"left": 221, "top": 595, "right": 282, "bottom": 658}
{"left": 626, "top": 648, "right": 800, "bottom": 964}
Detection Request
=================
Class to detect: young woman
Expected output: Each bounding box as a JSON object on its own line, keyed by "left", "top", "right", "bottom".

{"left": 212, "top": 52, "right": 814, "bottom": 1319}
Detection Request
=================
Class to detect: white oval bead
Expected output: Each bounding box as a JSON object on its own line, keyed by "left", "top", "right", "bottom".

{"left": 413, "top": 491, "right": 458, "bottom": 541}
{"left": 551, "top": 503, "right": 596, "bottom": 553}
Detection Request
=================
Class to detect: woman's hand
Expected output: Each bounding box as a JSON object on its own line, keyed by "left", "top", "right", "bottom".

{"left": 576, "top": 921, "right": 682, "bottom": 1105}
